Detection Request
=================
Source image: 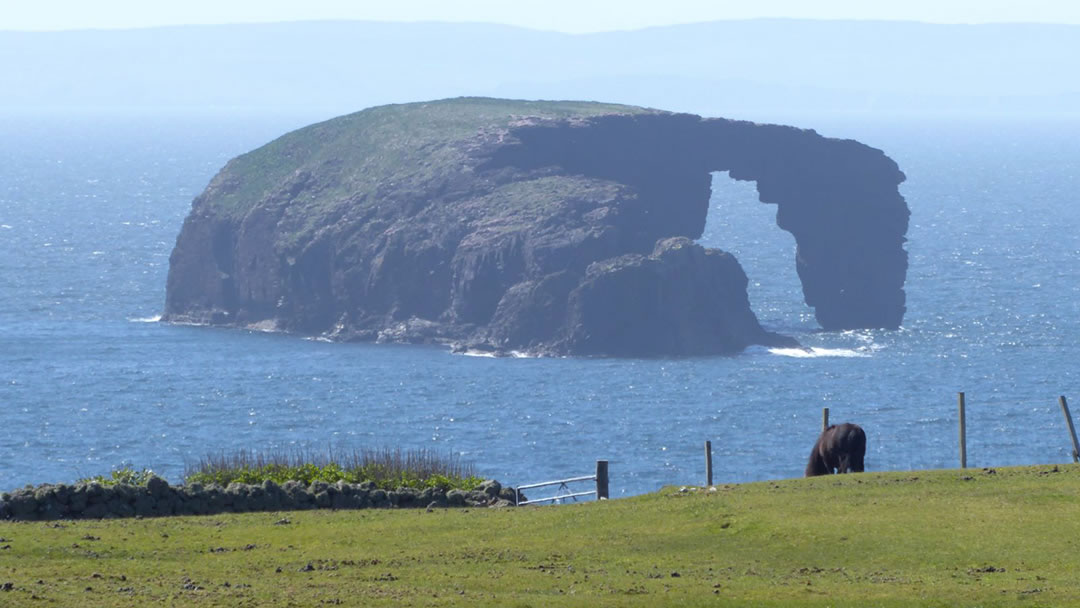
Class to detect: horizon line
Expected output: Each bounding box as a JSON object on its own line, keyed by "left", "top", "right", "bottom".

{"left": 4, "top": 16, "right": 1080, "bottom": 36}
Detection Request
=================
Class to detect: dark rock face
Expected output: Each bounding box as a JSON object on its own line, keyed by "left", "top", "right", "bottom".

{"left": 164, "top": 98, "right": 909, "bottom": 356}
{"left": 545, "top": 237, "right": 794, "bottom": 356}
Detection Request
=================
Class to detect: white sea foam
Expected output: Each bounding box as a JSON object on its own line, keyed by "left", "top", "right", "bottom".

{"left": 458, "top": 349, "right": 498, "bottom": 358}
{"left": 246, "top": 320, "right": 280, "bottom": 333}
{"left": 0, "top": 224, "right": 12, "bottom": 229}
{"left": 456, "top": 348, "right": 540, "bottom": 358}
{"left": 128, "top": 315, "right": 162, "bottom": 323}
{"left": 768, "top": 346, "right": 869, "bottom": 358}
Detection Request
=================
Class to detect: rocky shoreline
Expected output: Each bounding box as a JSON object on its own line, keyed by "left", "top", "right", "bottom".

{"left": 0, "top": 477, "right": 519, "bottom": 521}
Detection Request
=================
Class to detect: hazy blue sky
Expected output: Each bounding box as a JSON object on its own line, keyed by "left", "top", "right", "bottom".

{"left": 7, "top": 0, "right": 1080, "bottom": 32}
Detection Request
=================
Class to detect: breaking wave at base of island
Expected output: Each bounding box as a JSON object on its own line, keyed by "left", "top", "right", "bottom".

{"left": 766, "top": 346, "right": 871, "bottom": 358}
{"left": 457, "top": 349, "right": 538, "bottom": 359}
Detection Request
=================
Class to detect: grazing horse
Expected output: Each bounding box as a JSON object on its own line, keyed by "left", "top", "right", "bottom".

{"left": 805, "top": 423, "right": 866, "bottom": 476}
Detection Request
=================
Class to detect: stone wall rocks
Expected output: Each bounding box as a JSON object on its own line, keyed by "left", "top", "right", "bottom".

{"left": 0, "top": 477, "right": 517, "bottom": 521}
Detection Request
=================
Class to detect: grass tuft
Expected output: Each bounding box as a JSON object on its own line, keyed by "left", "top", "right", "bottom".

{"left": 183, "top": 447, "right": 482, "bottom": 491}
{"left": 77, "top": 467, "right": 157, "bottom": 487}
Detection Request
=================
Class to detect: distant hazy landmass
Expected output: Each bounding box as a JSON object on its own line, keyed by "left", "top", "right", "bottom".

{"left": 1, "top": 19, "right": 1077, "bottom": 121}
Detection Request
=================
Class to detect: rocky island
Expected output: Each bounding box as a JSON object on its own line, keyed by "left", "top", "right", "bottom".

{"left": 164, "top": 98, "right": 909, "bottom": 356}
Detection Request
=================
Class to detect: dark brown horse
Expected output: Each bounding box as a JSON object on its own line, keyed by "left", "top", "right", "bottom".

{"left": 805, "top": 423, "right": 866, "bottom": 476}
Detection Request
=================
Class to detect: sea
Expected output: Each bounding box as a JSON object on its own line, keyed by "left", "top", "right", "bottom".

{"left": 2, "top": 111, "right": 1079, "bottom": 497}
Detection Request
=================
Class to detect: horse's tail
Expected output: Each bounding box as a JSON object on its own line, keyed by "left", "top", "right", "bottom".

{"left": 849, "top": 424, "right": 867, "bottom": 472}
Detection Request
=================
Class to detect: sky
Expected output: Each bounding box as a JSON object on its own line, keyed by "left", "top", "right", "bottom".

{"left": 6, "top": 0, "right": 1080, "bottom": 32}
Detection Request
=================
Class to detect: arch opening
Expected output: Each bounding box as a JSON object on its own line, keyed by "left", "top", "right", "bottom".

{"left": 700, "top": 171, "right": 812, "bottom": 333}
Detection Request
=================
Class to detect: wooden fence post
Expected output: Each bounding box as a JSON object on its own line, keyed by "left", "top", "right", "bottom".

{"left": 822, "top": 407, "right": 830, "bottom": 433}
{"left": 596, "top": 460, "right": 609, "bottom": 500}
{"left": 1059, "top": 396, "right": 1080, "bottom": 463}
{"left": 705, "top": 440, "right": 713, "bottom": 487}
{"left": 958, "top": 392, "right": 967, "bottom": 469}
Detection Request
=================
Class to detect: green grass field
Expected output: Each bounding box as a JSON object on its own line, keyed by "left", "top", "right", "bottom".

{"left": 2, "top": 465, "right": 1079, "bottom": 606}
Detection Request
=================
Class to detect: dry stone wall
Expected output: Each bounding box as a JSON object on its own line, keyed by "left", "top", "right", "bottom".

{"left": 0, "top": 477, "right": 517, "bottom": 521}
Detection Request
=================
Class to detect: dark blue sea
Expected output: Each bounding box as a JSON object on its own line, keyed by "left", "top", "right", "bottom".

{"left": 2, "top": 112, "right": 1079, "bottom": 496}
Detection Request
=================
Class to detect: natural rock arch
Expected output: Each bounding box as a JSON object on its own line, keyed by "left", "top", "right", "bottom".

{"left": 481, "top": 113, "right": 909, "bottom": 331}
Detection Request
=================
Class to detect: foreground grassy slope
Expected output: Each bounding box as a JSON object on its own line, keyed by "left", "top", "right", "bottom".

{"left": 2, "top": 465, "right": 1079, "bottom": 606}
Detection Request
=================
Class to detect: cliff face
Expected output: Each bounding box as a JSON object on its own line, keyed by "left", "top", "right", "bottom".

{"left": 164, "top": 98, "right": 909, "bottom": 356}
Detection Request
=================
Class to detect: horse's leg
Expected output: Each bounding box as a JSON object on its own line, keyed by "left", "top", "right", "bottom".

{"left": 826, "top": 450, "right": 843, "bottom": 474}
{"left": 837, "top": 454, "right": 851, "bottom": 474}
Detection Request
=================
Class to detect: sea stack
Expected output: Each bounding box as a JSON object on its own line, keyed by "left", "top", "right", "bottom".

{"left": 164, "top": 98, "right": 909, "bottom": 356}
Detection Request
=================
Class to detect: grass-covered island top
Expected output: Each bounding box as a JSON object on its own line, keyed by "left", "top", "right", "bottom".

{"left": 203, "top": 98, "right": 658, "bottom": 220}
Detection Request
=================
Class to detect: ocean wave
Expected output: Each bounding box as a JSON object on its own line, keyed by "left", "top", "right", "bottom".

{"left": 456, "top": 349, "right": 539, "bottom": 359}
{"left": 458, "top": 349, "right": 498, "bottom": 358}
{"left": 127, "top": 315, "right": 162, "bottom": 323}
{"left": 245, "top": 320, "right": 280, "bottom": 333}
{"left": 767, "top": 346, "right": 870, "bottom": 358}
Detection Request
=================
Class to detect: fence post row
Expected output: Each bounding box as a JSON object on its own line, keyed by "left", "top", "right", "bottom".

{"left": 527, "top": 393, "right": 1076, "bottom": 506}
{"left": 958, "top": 393, "right": 1080, "bottom": 468}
